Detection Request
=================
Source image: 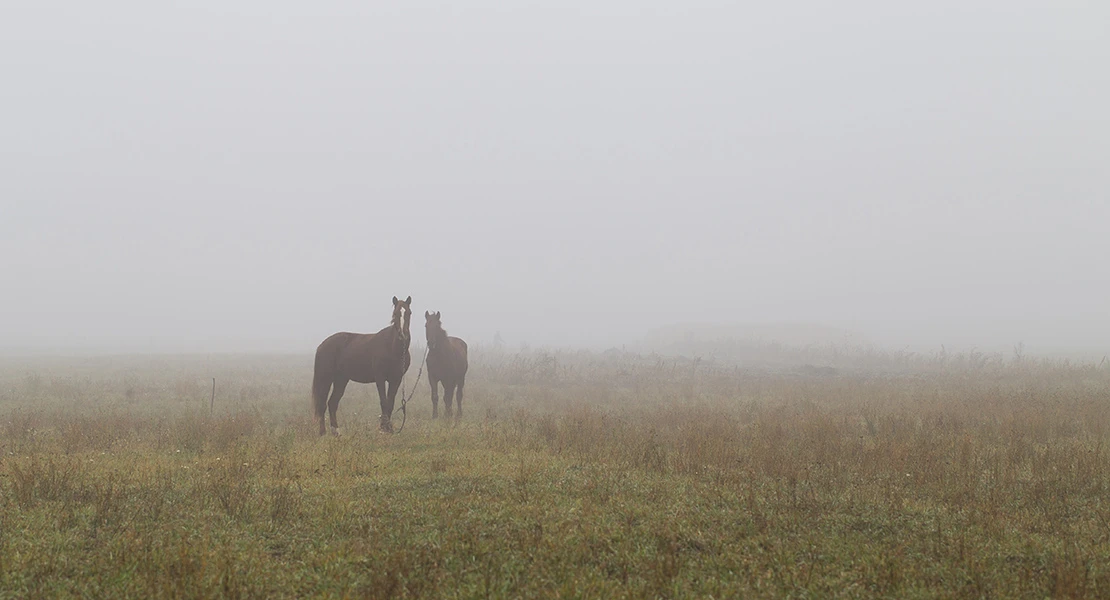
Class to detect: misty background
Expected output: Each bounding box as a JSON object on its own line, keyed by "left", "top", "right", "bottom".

{"left": 2, "top": 1, "right": 1108, "bottom": 357}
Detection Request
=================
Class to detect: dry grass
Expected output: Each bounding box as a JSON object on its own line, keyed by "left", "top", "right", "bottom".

{"left": 1, "top": 348, "right": 1109, "bottom": 598}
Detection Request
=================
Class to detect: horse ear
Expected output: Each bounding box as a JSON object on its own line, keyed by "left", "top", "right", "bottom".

{"left": 425, "top": 311, "right": 431, "bottom": 318}
{"left": 435, "top": 311, "right": 441, "bottom": 319}
{"left": 392, "top": 296, "right": 398, "bottom": 305}
{"left": 405, "top": 296, "right": 412, "bottom": 306}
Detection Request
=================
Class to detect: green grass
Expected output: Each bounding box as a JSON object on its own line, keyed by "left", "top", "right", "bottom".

{"left": 1, "top": 350, "right": 1109, "bottom": 598}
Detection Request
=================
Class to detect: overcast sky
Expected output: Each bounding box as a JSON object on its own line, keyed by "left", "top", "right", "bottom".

{"left": 2, "top": 1, "right": 1107, "bottom": 355}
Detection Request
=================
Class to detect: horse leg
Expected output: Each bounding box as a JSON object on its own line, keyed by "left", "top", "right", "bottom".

{"left": 455, "top": 376, "right": 465, "bottom": 421}
{"left": 327, "top": 379, "right": 349, "bottom": 436}
{"left": 443, "top": 381, "right": 456, "bottom": 420}
{"left": 385, "top": 379, "right": 401, "bottom": 426}
{"left": 429, "top": 376, "right": 441, "bottom": 419}
{"left": 376, "top": 380, "right": 393, "bottom": 433}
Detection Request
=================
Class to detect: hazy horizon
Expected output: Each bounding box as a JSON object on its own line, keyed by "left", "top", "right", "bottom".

{"left": 3, "top": 1, "right": 1108, "bottom": 358}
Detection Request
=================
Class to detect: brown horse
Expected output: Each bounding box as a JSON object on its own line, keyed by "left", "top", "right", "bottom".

{"left": 424, "top": 311, "right": 468, "bottom": 420}
{"left": 312, "top": 296, "right": 412, "bottom": 435}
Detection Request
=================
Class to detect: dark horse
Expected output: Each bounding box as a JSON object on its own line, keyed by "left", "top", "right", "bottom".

{"left": 312, "top": 296, "right": 412, "bottom": 435}
{"left": 424, "top": 311, "right": 468, "bottom": 420}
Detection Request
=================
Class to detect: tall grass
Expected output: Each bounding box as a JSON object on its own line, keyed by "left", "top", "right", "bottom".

{"left": 1, "top": 349, "right": 1109, "bottom": 597}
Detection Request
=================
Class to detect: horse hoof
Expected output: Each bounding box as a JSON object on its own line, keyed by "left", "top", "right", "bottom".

{"left": 330, "top": 427, "right": 341, "bottom": 437}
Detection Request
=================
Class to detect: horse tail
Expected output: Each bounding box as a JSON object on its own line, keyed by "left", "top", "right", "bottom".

{"left": 312, "top": 370, "right": 330, "bottom": 421}
{"left": 312, "top": 340, "right": 335, "bottom": 421}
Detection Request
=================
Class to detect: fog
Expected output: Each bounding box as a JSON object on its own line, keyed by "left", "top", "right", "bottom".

{"left": 2, "top": 1, "right": 1107, "bottom": 357}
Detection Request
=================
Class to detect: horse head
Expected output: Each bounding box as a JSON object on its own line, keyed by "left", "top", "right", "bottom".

{"left": 391, "top": 296, "right": 412, "bottom": 345}
{"left": 425, "top": 310, "right": 447, "bottom": 350}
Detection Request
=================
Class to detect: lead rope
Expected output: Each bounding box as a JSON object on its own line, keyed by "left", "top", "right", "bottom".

{"left": 393, "top": 345, "right": 429, "bottom": 433}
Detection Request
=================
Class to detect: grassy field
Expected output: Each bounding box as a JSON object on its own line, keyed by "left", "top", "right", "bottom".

{"left": 1, "top": 348, "right": 1109, "bottom": 598}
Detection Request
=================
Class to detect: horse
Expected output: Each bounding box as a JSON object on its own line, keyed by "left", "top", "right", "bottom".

{"left": 312, "top": 296, "right": 412, "bottom": 435}
{"left": 424, "top": 311, "right": 468, "bottom": 421}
